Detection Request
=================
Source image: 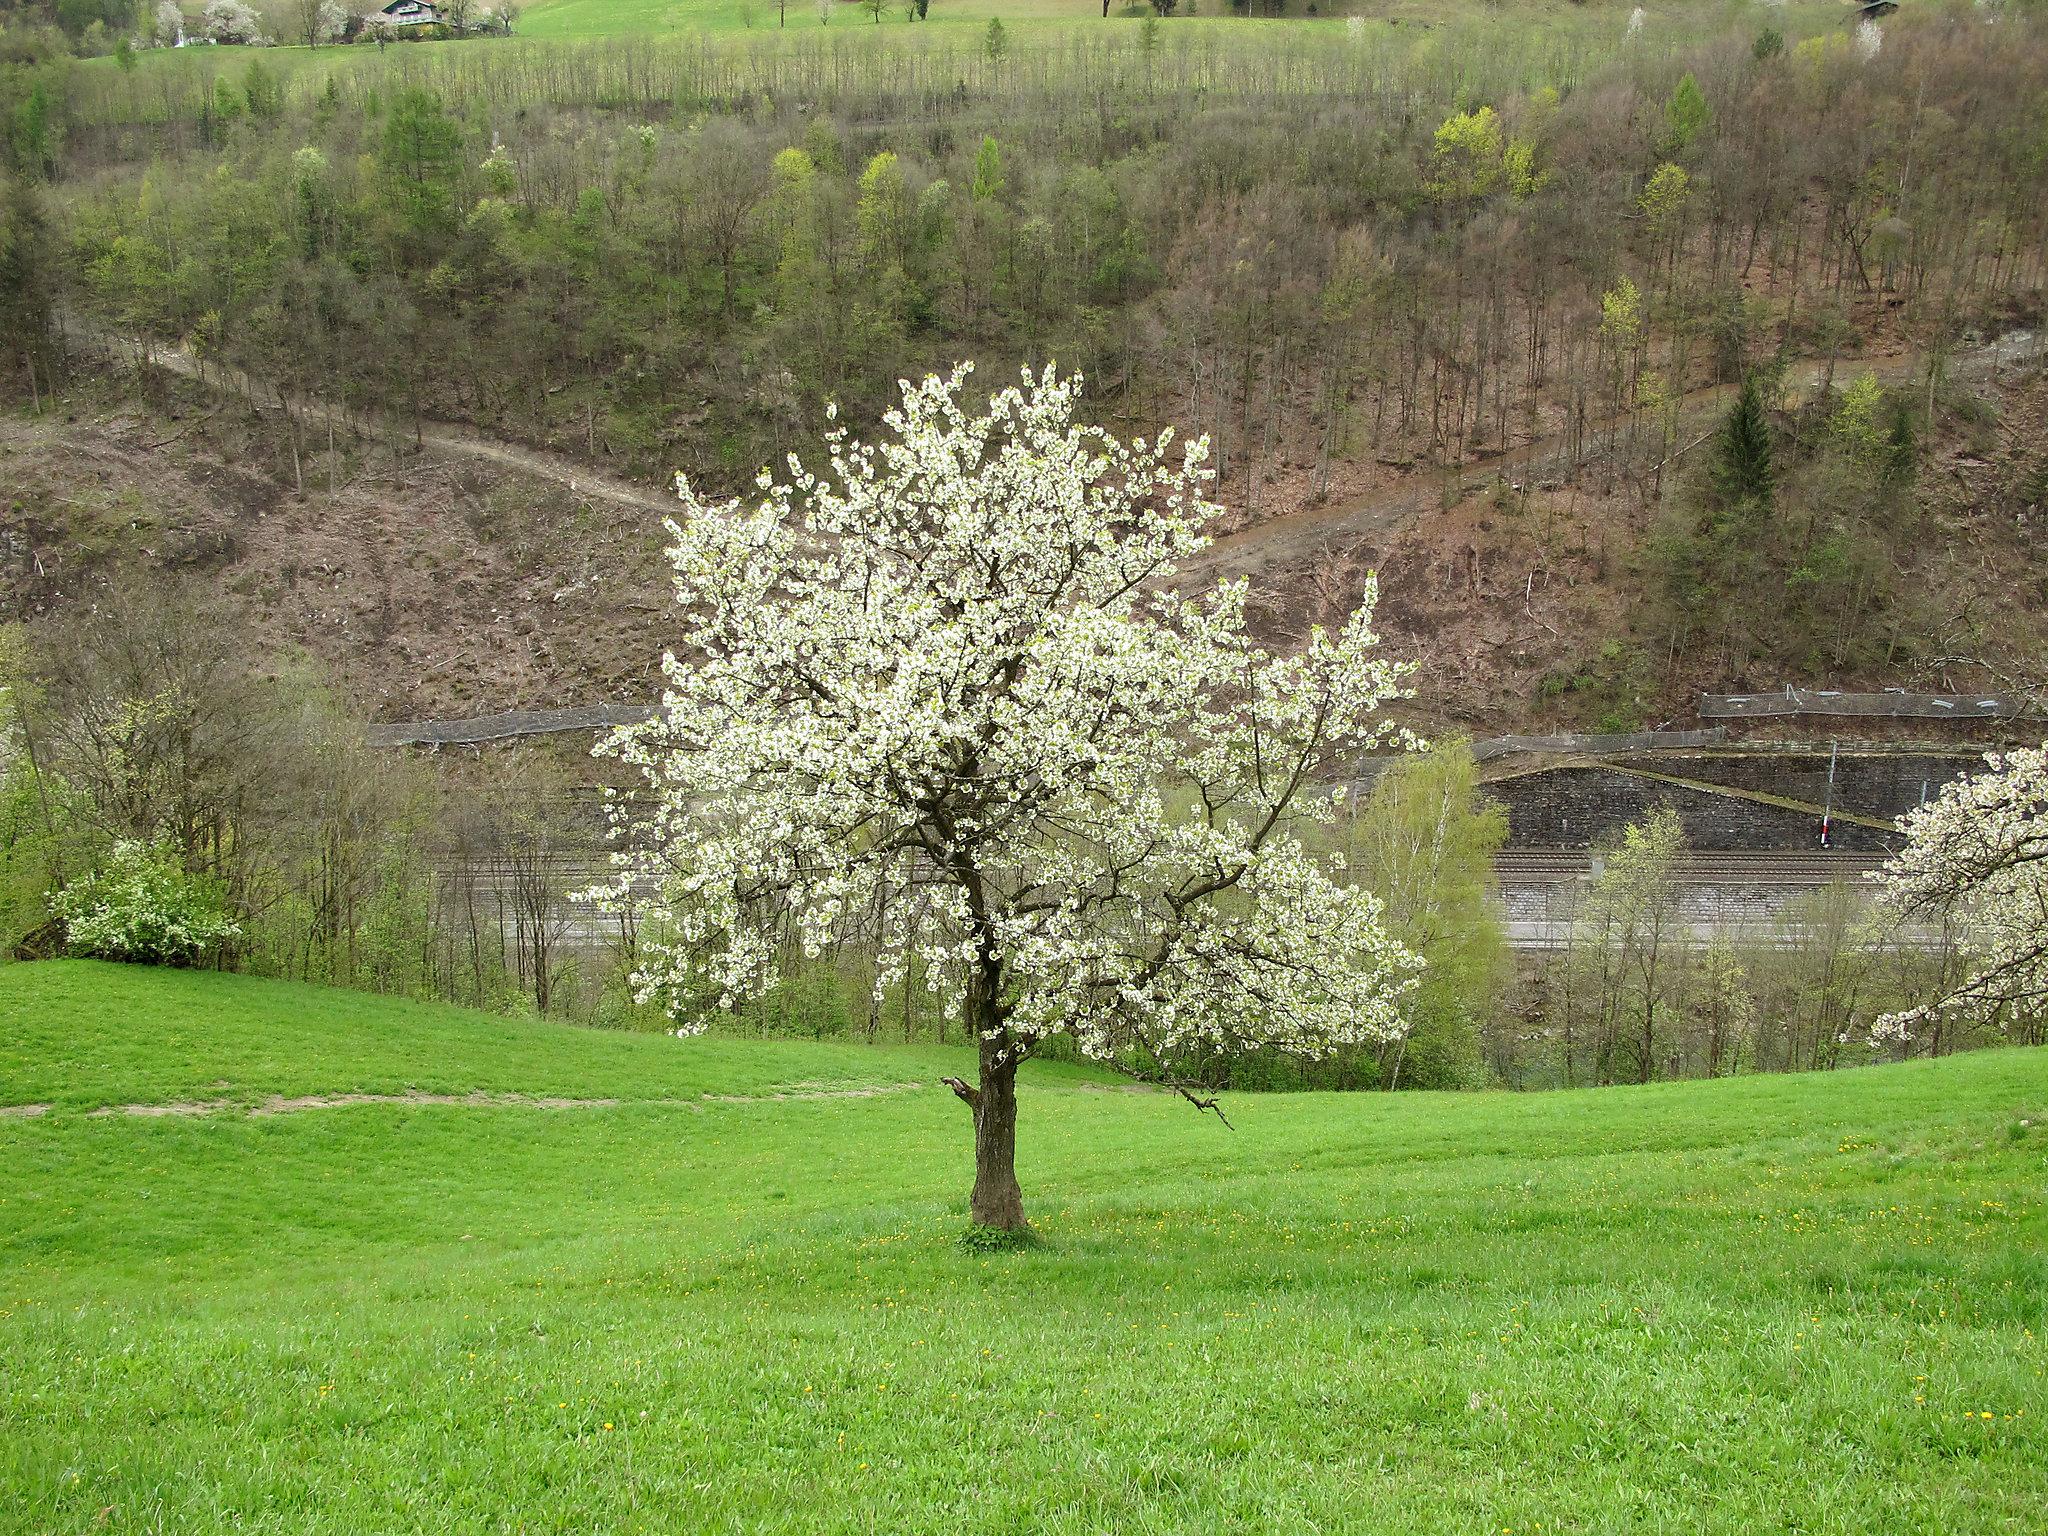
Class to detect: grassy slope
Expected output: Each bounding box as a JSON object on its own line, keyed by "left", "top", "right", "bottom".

{"left": 2, "top": 963, "right": 2045, "bottom": 1534}
{"left": 0, "top": 960, "right": 1026, "bottom": 1109}
{"left": 118, "top": 1, "right": 1842, "bottom": 70}
{"left": 517, "top": 0, "right": 1105, "bottom": 33}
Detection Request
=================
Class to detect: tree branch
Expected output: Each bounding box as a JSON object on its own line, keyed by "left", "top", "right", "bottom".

{"left": 940, "top": 1075, "right": 980, "bottom": 1111}
{"left": 1169, "top": 1079, "right": 1235, "bottom": 1130}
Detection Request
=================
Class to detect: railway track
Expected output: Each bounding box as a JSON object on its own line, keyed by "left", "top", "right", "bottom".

{"left": 1491, "top": 850, "right": 1887, "bottom": 886}
{"left": 462, "top": 848, "right": 1905, "bottom": 955}
{"left": 474, "top": 848, "right": 1892, "bottom": 891}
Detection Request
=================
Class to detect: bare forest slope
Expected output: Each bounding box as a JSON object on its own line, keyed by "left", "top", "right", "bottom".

{"left": 6, "top": 336, "right": 2045, "bottom": 731}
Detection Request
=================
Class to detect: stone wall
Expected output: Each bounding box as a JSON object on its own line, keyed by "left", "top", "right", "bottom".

{"left": 1485, "top": 766, "right": 1901, "bottom": 851}
{"left": 1482, "top": 746, "right": 1990, "bottom": 851}
{"left": 1629, "top": 750, "right": 1979, "bottom": 824}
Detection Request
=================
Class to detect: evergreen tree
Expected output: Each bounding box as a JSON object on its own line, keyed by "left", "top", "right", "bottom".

{"left": 243, "top": 59, "right": 284, "bottom": 123}
{"left": 379, "top": 89, "right": 464, "bottom": 245}
{"left": 1664, "top": 71, "right": 1711, "bottom": 153}
{"left": 1712, "top": 372, "right": 1774, "bottom": 510}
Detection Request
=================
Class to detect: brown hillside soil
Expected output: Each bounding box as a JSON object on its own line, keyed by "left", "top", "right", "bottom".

{"left": 1272, "top": 382, "right": 2048, "bottom": 736}
{"left": 3, "top": 355, "right": 2044, "bottom": 734}
{"left": 0, "top": 372, "right": 674, "bottom": 720}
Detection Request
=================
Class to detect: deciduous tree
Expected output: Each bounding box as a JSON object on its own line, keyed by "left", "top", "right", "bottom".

{"left": 596, "top": 366, "right": 1420, "bottom": 1231}
{"left": 203, "top": 0, "right": 263, "bottom": 43}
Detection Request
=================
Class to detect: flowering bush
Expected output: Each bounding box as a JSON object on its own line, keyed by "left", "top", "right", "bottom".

{"left": 53, "top": 842, "right": 240, "bottom": 966}
{"left": 202, "top": 0, "right": 266, "bottom": 45}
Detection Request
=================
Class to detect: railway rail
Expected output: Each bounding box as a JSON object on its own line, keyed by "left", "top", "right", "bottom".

{"left": 1490, "top": 850, "right": 1888, "bottom": 886}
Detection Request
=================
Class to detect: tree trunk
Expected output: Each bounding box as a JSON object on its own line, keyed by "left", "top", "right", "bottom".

{"left": 947, "top": 1027, "right": 1026, "bottom": 1231}
{"left": 970, "top": 1037, "right": 1025, "bottom": 1229}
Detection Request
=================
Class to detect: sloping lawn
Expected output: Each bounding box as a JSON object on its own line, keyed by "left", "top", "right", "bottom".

{"left": 2, "top": 962, "right": 2044, "bottom": 1533}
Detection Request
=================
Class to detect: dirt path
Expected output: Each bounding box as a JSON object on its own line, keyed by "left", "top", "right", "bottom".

{"left": 34, "top": 1081, "right": 927, "bottom": 1119}
{"left": 60, "top": 314, "right": 683, "bottom": 519}
{"left": 63, "top": 313, "right": 2039, "bottom": 587}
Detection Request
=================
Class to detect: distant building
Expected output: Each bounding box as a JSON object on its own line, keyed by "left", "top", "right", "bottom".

{"left": 380, "top": 0, "right": 443, "bottom": 25}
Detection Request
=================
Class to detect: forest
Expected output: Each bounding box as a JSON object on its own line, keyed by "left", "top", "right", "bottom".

{"left": 6, "top": 7, "right": 2046, "bottom": 689}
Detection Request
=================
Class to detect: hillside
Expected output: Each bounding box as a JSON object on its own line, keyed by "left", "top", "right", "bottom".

{"left": 0, "top": 365, "right": 678, "bottom": 721}
{"left": 8, "top": 341, "right": 2045, "bottom": 732}
{"left": 507, "top": 0, "right": 1691, "bottom": 37}
{"left": 11, "top": 4, "right": 2048, "bottom": 733}
{"left": 3, "top": 961, "right": 2044, "bottom": 1531}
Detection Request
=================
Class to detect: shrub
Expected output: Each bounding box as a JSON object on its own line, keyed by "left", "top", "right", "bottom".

{"left": 52, "top": 841, "right": 239, "bottom": 966}
{"left": 958, "top": 1223, "right": 1040, "bottom": 1254}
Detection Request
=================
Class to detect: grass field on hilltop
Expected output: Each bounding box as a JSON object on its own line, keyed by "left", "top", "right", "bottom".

{"left": 516, "top": 0, "right": 1118, "bottom": 36}
{"left": 108, "top": 0, "right": 1846, "bottom": 73}
{"left": 3, "top": 962, "right": 2045, "bottom": 1533}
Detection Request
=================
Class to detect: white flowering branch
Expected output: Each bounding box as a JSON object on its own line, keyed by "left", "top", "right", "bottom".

{"left": 1871, "top": 744, "right": 2048, "bottom": 1040}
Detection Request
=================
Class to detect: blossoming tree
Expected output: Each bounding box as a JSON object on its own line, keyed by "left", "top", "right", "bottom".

{"left": 1873, "top": 745, "right": 2048, "bottom": 1042}
{"left": 597, "top": 366, "right": 1420, "bottom": 1231}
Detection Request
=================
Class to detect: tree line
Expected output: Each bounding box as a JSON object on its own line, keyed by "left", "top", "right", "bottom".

{"left": 1491, "top": 807, "right": 1999, "bottom": 1090}
{"left": 0, "top": 595, "right": 612, "bottom": 1018}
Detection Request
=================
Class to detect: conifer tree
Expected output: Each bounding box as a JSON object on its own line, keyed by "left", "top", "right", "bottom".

{"left": 1711, "top": 372, "right": 1774, "bottom": 510}
{"left": 1664, "top": 71, "right": 1711, "bottom": 153}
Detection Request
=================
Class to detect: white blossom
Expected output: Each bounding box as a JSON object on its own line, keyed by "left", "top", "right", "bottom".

{"left": 594, "top": 365, "right": 1422, "bottom": 1073}
{"left": 54, "top": 841, "right": 240, "bottom": 966}
{"left": 1870, "top": 745, "right": 2048, "bottom": 1039}
{"left": 203, "top": 0, "right": 264, "bottom": 44}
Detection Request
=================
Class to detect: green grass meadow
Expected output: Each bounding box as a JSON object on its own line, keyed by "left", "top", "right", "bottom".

{"left": 112, "top": 0, "right": 1847, "bottom": 78}
{"left": 503, "top": 0, "right": 1824, "bottom": 40}
{"left": 3, "top": 961, "right": 2045, "bottom": 1533}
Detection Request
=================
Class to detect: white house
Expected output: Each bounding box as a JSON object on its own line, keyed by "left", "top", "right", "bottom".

{"left": 380, "top": 0, "right": 443, "bottom": 25}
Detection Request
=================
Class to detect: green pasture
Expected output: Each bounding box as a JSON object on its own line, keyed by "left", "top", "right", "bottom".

{"left": 100, "top": 0, "right": 1849, "bottom": 81}
{"left": 2, "top": 961, "right": 2043, "bottom": 1532}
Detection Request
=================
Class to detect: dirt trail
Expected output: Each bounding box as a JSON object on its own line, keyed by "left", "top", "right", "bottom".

{"left": 63, "top": 313, "right": 2039, "bottom": 588}
{"left": 1179, "top": 329, "right": 2042, "bottom": 584}
{"left": 61, "top": 314, "right": 683, "bottom": 519}
{"left": 39, "top": 1081, "right": 926, "bottom": 1119}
